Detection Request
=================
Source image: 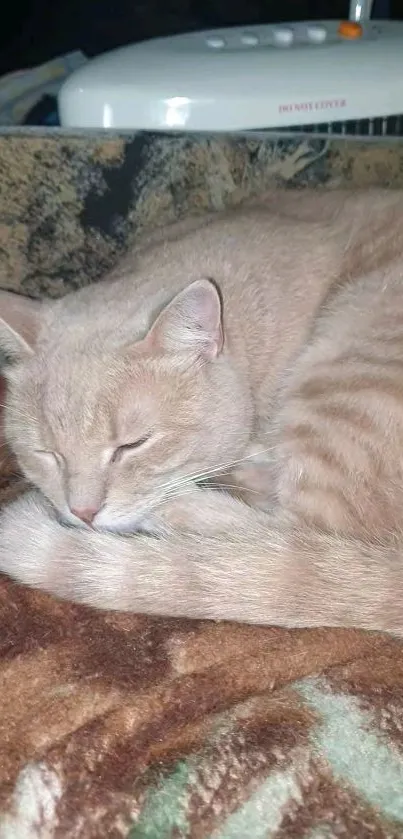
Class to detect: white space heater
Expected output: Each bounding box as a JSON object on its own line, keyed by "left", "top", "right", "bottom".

{"left": 58, "top": 0, "right": 403, "bottom": 138}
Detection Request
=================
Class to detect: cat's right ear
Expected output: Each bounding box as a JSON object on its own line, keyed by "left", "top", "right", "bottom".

{"left": 145, "top": 279, "right": 223, "bottom": 362}
{"left": 0, "top": 291, "right": 42, "bottom": 367}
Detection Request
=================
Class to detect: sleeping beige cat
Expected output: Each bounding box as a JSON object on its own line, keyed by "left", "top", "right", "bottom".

{"left": 1, "top": 188, "right": 403, "bottom": 636}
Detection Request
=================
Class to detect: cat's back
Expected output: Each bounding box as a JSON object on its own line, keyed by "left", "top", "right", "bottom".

{"left": 46, "top": 203, "right": 338, "bottom": 360}
{"left": 47, "top": 188, "right": 403, "bottom": 358}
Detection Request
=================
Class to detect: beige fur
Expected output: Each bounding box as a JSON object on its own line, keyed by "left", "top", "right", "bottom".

{"left": 1, "top": 188, "right": 403, "bottom": 636}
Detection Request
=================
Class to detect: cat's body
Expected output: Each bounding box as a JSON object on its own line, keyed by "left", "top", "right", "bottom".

{"left": 2, "top": 188, "right": 403, "bottom": 635}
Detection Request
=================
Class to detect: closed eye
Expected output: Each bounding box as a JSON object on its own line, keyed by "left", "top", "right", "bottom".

{"left": 34, "top": 449, "right": 62, "bottom": 466}
{"left": 111, "top": 434, "right": 152, "bottom": 463}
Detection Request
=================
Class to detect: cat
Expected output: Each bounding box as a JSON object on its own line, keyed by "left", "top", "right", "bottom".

{"left": 1, "top": 188, "right": 403, "bottom": 636}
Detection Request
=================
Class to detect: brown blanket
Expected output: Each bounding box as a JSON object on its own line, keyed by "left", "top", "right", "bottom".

{"left": 1, "top": 450, "right": 403, "bottom": 838}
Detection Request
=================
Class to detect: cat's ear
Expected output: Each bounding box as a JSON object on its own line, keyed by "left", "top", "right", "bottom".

{"left": 0, "top": 291, "right": 42, "bottom": 366}
{"left": 146, "top": 279, "right": 223, "bottom": 361}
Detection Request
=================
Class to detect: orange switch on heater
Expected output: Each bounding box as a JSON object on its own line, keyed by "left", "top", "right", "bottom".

{"left": 338, "top": 20, "right": 363, "bottom": 38}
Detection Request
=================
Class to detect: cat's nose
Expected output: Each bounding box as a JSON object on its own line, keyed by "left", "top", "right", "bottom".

{"left": 70, "top": 505, "right": 99, "bottom": 525}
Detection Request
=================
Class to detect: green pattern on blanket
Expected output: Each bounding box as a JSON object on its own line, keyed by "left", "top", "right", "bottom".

{"left": 123, "top": 677, "right": 403, "bottom": 839}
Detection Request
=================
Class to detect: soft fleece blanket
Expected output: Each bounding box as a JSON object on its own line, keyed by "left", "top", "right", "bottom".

{"left": 0, "top": 446, "right": 403, "bottom": 838}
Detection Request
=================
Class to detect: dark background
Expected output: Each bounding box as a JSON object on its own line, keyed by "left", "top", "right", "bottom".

{"left": 0, "top": 0, "right": 399, "bottom": 78}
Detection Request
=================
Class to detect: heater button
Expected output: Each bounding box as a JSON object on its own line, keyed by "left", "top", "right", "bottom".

{"left": 338, "top": 20, "right": 363, "bottom": 39}
{"left": 307, "top": 25, "right": 327, "bottom": 43}
{"left": 206, "top": 36, "right": 226, "bottom": 48}
{"left": 273, "top": 27, "right": 294, "bottom": 46}
{"left": 241, "top": 32, "right": 259, "bottom": 46}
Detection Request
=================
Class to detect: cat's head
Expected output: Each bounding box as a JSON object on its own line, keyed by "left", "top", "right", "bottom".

{"left": 0, "top": 281, "right": 251, "bottom": 533}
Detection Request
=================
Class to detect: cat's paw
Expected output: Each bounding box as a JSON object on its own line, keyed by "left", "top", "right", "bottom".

{"left": 209, "top": 440, "right": 276, "bottom": 512}
{"left": 215, "top": 461, "right": 275, "bottom": 512}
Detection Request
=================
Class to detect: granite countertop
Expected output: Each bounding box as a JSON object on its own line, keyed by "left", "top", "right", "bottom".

{"left": 1, "top": 129, "right": 403, "bottom": 298}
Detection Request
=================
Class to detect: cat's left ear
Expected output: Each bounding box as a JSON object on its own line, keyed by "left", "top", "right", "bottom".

{"left": 146, "top": 279, "right": 224, "bottom": 361}
{"left": 0, "top": 290, "right": 43, "bottom": 367}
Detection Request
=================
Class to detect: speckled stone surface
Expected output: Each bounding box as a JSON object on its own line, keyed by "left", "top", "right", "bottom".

{"left": 1, "top": 130, "right": 403, "bottom": 298}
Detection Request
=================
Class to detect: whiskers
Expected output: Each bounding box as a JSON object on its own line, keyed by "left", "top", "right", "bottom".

{"left": 157, "top": 481, "right": 261, "bottom": 508}
{"left": 0, "top": 402, "right": 38, "bottom": 426}
{"left": 152, "top": 445, "right": 275, "bottom": 509}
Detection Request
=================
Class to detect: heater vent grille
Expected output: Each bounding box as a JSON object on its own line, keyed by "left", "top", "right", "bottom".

{"left": 263, "top": 114, "right": 403, "bottom": 137}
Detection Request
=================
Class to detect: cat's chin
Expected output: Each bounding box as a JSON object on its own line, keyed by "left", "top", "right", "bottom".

{"left": 96, "top": 523, "right": 168, "bottom": 538}
{"left": 57, "top": 505, "right": 168, "bottom": 537}
{"left": 94, "top": 513, "right": 168, "bottom": 538}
